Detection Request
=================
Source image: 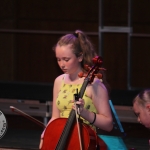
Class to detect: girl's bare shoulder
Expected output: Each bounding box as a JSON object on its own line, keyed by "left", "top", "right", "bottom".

{"left": 92, "top": 78, "right": 107, "bottom": 90}
{"left": 54, "top": 74, "right": 65, "bottom": 83}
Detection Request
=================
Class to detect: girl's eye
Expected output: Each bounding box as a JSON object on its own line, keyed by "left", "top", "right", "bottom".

{"left": 64, "top": 59, "right": 69, "bottom": 62}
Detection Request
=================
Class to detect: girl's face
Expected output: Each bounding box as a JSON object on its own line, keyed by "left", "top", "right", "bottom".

{"left": 55, "top": 45, "right": 82, "bottom": 75}
{"left": 133, "top": 101, "right": 150, "bottom": 128}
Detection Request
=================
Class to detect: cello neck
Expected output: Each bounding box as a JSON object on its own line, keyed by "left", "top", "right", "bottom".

{"left": 55, "top": 78, "right": 89, "bottom": 150}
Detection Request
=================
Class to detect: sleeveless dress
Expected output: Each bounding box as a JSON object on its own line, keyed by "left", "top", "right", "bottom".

{"left": 56, "top": 75, "right": 97, "bottom": 127}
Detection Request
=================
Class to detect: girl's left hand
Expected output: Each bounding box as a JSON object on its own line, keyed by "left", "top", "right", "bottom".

{"left": 72, "top": 98, "right": 85, "bottom": 114}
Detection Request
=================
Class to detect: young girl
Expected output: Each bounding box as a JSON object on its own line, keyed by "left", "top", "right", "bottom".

{"left": 39, "top": 30, "right": 113, "bottom": 149}
{"left": 133, "top": 89, "right": 150, "bottom": 129}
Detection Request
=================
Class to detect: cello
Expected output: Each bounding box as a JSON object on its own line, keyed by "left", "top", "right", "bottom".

{"left": 41, "top": 56, "right": 107, "bottom": 150}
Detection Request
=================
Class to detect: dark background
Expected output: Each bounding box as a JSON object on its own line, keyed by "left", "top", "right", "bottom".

{"left": 0, "top": 0, "right": 150, "bottom": 98}
{"left": 0, "top": 1, "right": 150, "bottom": 149}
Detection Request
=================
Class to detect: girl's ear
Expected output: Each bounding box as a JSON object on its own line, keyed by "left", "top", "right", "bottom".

{"left": 78, "top": 53, "right": 83, "bottom": 62}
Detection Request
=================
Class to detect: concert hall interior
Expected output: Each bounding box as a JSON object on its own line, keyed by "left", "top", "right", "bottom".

{"left": 0, "top": 0, "right": 150, "bottom": 150}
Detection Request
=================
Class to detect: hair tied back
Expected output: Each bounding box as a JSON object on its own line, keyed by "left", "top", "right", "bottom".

{"left": 73, "top": 32, "right": 78, "bottom": 38}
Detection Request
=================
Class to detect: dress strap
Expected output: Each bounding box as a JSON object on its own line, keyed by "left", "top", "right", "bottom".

{"left": 60, "top": 74, "right": 66, "bottom": 88}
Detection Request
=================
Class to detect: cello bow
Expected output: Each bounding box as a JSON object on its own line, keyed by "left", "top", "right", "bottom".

{"left": 10, "top": 106, "right": 46, "bottom": 129}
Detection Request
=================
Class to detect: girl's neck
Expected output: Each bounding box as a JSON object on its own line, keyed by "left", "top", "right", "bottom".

{"left": 65, "top": 71, "right": 83, "bottom": 84}
{"left": 67, "top": 74, "right": 80, "bottom": 82}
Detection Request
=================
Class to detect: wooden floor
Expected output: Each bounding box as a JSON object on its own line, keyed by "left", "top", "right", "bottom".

{"left": 0, "top": 115, "right": 149, "bottom": 150}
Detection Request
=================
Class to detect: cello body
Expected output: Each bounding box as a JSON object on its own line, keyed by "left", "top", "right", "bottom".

{"left": 41, "top": 118, "right": 107, "bottom": 150}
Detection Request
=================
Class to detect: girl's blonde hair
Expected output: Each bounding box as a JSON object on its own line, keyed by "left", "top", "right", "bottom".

{"left": 133, "top": 89, "right": 150, "bottom": 106}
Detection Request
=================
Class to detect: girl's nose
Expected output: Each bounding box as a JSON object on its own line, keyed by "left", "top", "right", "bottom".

{"left": 59, "top": 61, "right": 65, "bottom": 68}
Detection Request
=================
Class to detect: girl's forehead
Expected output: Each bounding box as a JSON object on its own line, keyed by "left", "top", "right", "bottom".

{"left": 55, "top": 45, "right": 75, "bottom": 57}
{"left": 57, "top": 44, "right": 72, "bottom": 49}
{"left": 134, "top": 101, "right": 146, "bottom": 112}
{"left": 133, "top": 101, "right": 141, "bottom": 111}
{"left": 56, "top": 45, "right": 73, "bottom": 53}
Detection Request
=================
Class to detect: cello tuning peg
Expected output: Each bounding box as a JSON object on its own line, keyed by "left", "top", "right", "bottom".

{"left": 84, "top": 65, "right": 90, "bottom": 71}
{"left": 78, "top": 72, "right": 86, "bottom": 78}
{"left": 99, "top": 67, "right": 106, "bottom": 71}
{"left": 95, "top": 73, "right": 103, "bottom": 79}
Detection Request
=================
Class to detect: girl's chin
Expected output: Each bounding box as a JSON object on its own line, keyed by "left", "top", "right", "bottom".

{"left": 62, "top": 70, "right": 68, "bottom": 73}
{"left": 144, "top": 125, "right": 150, "bottom": 129}
{"left": 147, "top": 126, "right": 150, "bottom": 129}
{"left": 63, "top": 71, "right": 68, "bottom": 74}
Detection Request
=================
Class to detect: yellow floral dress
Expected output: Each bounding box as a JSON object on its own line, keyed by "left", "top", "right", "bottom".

{"left": 56, "top": 77, "right": 97, "bottom": 127}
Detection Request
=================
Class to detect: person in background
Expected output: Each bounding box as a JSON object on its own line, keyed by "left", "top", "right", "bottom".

{"left": 133, "top": 89, "right": 150, "bottom": 128}
{"left": 39, "top": 29, "right": 113, "bottom": 148}
{"left": 133, "top": 88, "right": 150, "bottom": 146}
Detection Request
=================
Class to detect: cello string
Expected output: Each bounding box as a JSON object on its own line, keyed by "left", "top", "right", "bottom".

{"left": 74, "top": 101, "right": 83, "bottom": 150}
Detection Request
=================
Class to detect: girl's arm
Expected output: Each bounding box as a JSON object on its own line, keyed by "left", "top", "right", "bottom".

{"left": 77, "top": 79, "right": 113, "bottom": 131}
